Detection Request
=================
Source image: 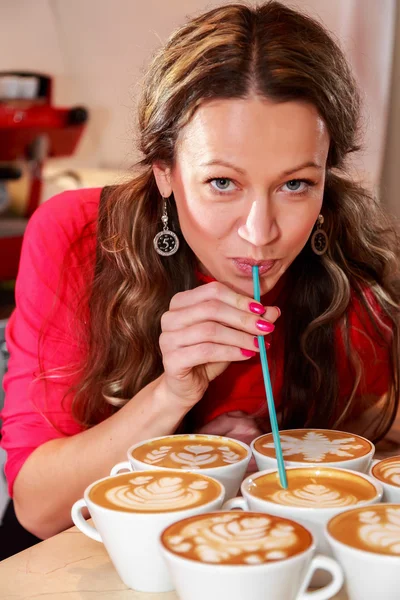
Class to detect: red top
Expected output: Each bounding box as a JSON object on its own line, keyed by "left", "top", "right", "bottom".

{"left": 0, "top": 188, "right": 392, "bottom": 496}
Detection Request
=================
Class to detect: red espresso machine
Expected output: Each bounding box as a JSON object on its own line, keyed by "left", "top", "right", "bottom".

{"left": 0, "top": 72, "right": 88, "bottom": 281}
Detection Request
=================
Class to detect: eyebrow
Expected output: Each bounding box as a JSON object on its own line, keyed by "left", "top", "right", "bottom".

{"left": 199, "top": 159, "right": 323, "bottom": 176}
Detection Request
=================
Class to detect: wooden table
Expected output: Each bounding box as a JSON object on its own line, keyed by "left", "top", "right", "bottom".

{"left": 0, "top": 524, "right": 348, "bottom": 600}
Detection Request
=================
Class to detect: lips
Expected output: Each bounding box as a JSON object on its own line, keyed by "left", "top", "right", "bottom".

{"left": 231, "top": 258, "right": 277, "bottom": 276}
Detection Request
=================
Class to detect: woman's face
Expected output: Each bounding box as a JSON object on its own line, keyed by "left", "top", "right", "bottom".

{"left": 153, "top": 96, "right": 330, "bottom": 296}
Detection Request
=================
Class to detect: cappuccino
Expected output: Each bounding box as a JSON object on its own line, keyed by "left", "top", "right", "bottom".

{"left": 328, "top": 504, "right": 400, "bottom": 556}
{"left": 161, "top": 511, "right": 312, "bottom": 565}
{"left": 372, "top": 456, "right": 400, "bottom": 487}
{"left": 326, "top": 504, "right": 400, "bottom": 600}
{"left": 253, "top": 429, "right": 372, "bottom": 463}
{"left": 248, "top": 468, "right": 377, "bottom": 508}
{"left": 89, "top": 470, "right": 222, "bottom": 513}
{"left": 131, "top": 434, "right": 248, "bottom": 469}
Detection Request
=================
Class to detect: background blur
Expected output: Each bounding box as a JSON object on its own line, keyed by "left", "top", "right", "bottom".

{"left": 0, "top": 0, "right": 399, "bottom": 527}
{"left": 0, "top": 0, "right": 399, "bottom": 210}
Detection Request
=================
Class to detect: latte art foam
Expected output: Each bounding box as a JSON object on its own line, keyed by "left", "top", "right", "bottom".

{"left": 162, "top": 512, "right": 312, "bottom": 565}
{"left": 89, "top": 471, "right": 222, "bottom": 513}
{"left": 372, "top": 457, "right": 400, "bottom": 487}
{"left": 249, "top": 468, "right": 377, "bottom": 508}
{"left": 131, "top": 435, "right": 247, "bottom": 469}
{"left": 329, "top": 504, "right": 400, "bottom": 556}
{"left": 254, "top": 429, "right": 372, "bottom": 463}
{"left": 270, "top": 484, "right": 358, "bottom": 508}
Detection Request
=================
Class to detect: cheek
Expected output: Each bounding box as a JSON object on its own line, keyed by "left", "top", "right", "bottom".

{"left": 281, "top": 207, "right": 320, "bottom": 253}
{"left": 178, "top": 195, "right": 235, "bottom": 241}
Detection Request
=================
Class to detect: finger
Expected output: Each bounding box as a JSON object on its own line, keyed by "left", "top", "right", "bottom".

{"left": 159, "top": 322, "right": 259, "bottom": 354}
{"left": 170, "top": 281, "right": 280, "bottom": 321}
{"left": 163, "top": 342, "right": 255, "bottom": 378}
{"left": 161, "top": 300, "right": 276, "bottom": 336}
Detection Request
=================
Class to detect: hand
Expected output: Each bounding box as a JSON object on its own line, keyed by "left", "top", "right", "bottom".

{"left": 195, "top": 411, "right": 263, "bottom": 446}
{"left": 159, "top": 281, "right": 280, "bottom": 410}
{"left": 196, "top": 411, "right": 263, "bottom": 473}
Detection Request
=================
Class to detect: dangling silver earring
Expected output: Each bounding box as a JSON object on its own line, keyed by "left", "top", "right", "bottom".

{"left": 153, "top": 196, "right": 180, "bottom": 256}
{"left": 311, "top": 214, "right": 328, "bottom": 255}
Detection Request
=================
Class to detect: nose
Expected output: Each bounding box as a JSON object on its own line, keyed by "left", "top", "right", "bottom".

{"left": 237, "top": 199, "right": 280, "bottom": 247}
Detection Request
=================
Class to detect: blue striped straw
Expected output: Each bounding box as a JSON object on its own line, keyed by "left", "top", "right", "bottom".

{"left": 252, "top": 266, "right": 288, "bottom": 489}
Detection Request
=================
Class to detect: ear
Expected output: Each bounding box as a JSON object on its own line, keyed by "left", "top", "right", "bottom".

{"left": 152, "top": 162, "right": 172, "bottom": 198}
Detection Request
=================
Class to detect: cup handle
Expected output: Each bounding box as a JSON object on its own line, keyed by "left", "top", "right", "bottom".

{"left": 222, "top": 497, "right": 248, "bottom": 510}
{"left": 71, "top": 498, "right": 102, "bottom": 543}
{"left": 297, "top": 554, "right": 344, "bottom": 600}
{"left": 110, "top": 460, "right": 131, "bottom": 476}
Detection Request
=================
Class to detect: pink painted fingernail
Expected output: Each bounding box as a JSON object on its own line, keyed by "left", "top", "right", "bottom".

{"left": 240, "top": 348, "right": 256, "bottom": 357}
{"left": 275, "top": 306, "right": 281, "bottom": 318}
{"left": 254, "top": 337, "right": 270, "bottom": 349}
{"left": 249, "top": 302, "right": 265, "bottom": 315}
{"left": 256, "top": 320, "right": 275, "bottom": 333}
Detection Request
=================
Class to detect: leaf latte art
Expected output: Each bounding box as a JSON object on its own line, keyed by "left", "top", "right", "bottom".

{"left": 162, "top": 512, "right": 312, "bottom": 565}
{"left": 374, "top": 459, "right": 400, "bottom": 486}
{"left": 89, "top": 471, "right": 221, "bottom": 513}
{"left": 106, "top": 476, "right": 209, "bottom": 510}
{"left": 269, "top": 484, "right": 359, "bottom": 507}
{"left": 329, "top": 505, "right": 400, "bottom": 556}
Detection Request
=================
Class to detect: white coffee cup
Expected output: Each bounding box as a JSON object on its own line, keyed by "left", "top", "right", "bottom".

{"left": 110, "top": 433, "right": 252, "bottom": 500}
{"left": 251, "top": 429, "right": 375, "bottom": 473}
{"left": 71, "top": 469, "right": 225, "bottom": 592}
{"left": 326, "top": 503, "right": 400, "bottom": 600}
{"left": 223, "top": 466, "right": 383, "bottom": 556}
{"left": 160, "top": 510, "right": 343, "bottom": 600}
{"left": 369, "top": 455, "right": 400, "bottom": 502}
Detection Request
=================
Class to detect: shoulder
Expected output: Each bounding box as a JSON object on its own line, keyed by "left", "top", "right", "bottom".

{"left": 26, "top": 187, "right": 102, "bottom": 247}
{"left": 16, "top": 188, "right": 103, "bottom": 299}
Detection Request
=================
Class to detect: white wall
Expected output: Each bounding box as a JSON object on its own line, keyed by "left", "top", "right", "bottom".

{"left": 0, "top": 0, "right": 396, "bottom": 192}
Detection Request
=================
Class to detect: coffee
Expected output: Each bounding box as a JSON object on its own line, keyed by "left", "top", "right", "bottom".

{"left": 372, "top": 456, "right": 400, "bottom": 487}
{"left": 89, "top": 471, "right": 222, "bottom": 513}
{"left": 328, "top": 504, "right": 400, "bottom": 556}
{"left": 253, "top": 429, "right": 372, "bottom": 463}
{"left": 131, "top": 434, "right": 248, "bottom": 469}
{"left": 161, "top": 511, "right": 312, "bottom": 565}
{"left": 248, "top": 468, "right": 377, "bottom": 508}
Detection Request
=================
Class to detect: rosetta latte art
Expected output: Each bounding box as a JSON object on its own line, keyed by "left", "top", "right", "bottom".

{"left": 269, "top": 483, "right": 359, "bottom": 508}
{"left": 105, "top": 475, "right": 209, "bottom": 511}
{"left": 358, "top": 508, "right": 400, "bottom": 554}
{"left": 379, "top": 461, "right": 400, "bottom": 486}
{"left": 143, "top": 444, "right": 241, "bottom": 468}
{"left": 165, "top": 514, "right": 299, "bottom": 564}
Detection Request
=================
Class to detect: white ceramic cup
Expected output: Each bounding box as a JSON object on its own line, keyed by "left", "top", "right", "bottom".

{"left": 110, "top": 433, "right": 252, "bottom": 500}
{"left": 326, "top": 503, "right": 400, "bottom": 600}
{"left": 223, "top": 467, "right": 383, "bottom": 556}
{"left": 251, "top": 429, "right": 375, "bottom": 473}
{"left": 160, "top": 512, "right": 343, "bottom": 600}
{"left": 71, "top": 469, "right": 225, "bottom": 593}
{"left": 369, "top": 455, "right": 400, "bottom": 502}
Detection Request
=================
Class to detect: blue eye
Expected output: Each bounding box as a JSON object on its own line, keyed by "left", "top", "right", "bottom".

{"left": 210, "top": 178, "right": 234, "bottom": 192}
{"left": 283, "top": 179, "right": 314, "bottom": 194}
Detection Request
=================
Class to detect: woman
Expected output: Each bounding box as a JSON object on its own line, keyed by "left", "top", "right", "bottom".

{"left": 1, "top": 1, "right": 399, "bottom": 540}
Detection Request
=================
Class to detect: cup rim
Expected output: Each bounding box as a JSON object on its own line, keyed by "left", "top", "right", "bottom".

{"left": 83, "top": 468, "right": 225, "bottom": 515}
{"left": 127, "top": 433, "right": 252, "bottom": 471}
{"left": 159, "top": 510, "right": 316, "bottom": 570}
{"left": 371, "top": 455, "right": 400, "bottom": 490}
{"left": 326, "top": 502, "right": 400, "bottom": 561}
{"left": 251, "top": 428, "right": 375, "bottom": 464}
{"left": 240, "top": 466, "right": 383, "bottom": 513}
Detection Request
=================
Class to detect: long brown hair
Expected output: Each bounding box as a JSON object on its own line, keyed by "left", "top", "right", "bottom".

{"left": 66, "top": 1, "right": 399, "bottom": 440}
